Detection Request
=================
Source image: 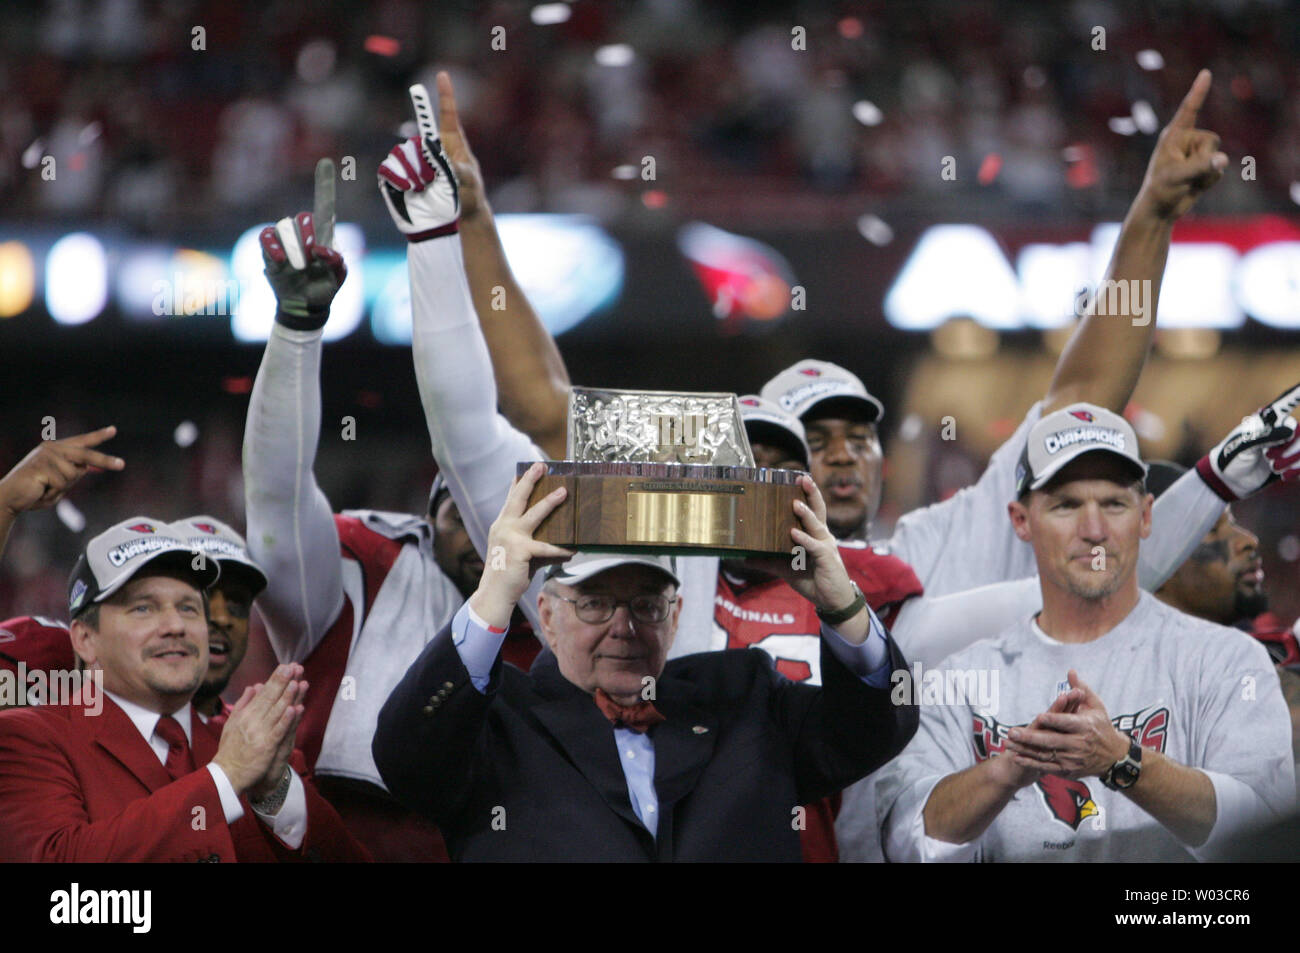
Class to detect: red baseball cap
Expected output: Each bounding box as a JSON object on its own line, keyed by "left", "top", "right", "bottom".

{"left": 0, "top": 616, "right": 76, "bottom": 676}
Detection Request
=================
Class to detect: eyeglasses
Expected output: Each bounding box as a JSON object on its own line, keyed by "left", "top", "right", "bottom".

{"left": 551, "top": 593, "right": 676, "bottom": 625}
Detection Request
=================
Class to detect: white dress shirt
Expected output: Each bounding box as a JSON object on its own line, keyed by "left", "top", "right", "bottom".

{"left": 104, "top": 689, "right": 308, "bottom": 850}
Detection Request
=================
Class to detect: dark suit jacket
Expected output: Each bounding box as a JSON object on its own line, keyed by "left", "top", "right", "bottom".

{"left": 0, "top": 697, "right": 370, "bottom": 862}
{"left": 373, "top": 622, "right": 918, "bottom": 861}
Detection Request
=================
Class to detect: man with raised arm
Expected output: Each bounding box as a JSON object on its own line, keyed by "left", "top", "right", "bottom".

{"left": 243, "top": 163, "right": 504, "bottom": 860}
{"left": 373, "top": 464, "right": 917, "bottom": 861}
{"left": 873, "top": 407, "right": 1295, "bottom": 861}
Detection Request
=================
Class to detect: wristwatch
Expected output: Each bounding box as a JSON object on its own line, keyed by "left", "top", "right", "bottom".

{"left": 1099, "top": 738, "right": 1143, "bottom": 791}
{"left": 816, "top": 582, "right": 866, "bottom": 627}
{"left": 250, "top": 766, "right": 292, "bottom": 815}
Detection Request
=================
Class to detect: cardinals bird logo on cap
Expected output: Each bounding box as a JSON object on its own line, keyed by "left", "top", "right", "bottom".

{"left": 799, "top": 368, "right": 821, "bottom": 377}
{"left": 194, "top": 523, "right": 218, "bottom": 534}
{"left": 126, "top": 523, "right": 155, "bottom": 534}
{"left": 1069, "top": 410, "right": 1095, "bottom": 422}
{"left": 740, "top": 397, "right": 759, "bottom": 406}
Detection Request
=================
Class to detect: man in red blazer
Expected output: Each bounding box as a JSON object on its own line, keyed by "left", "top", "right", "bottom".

{"left": 0, "top": 516, "right": 368, "bottom": 862}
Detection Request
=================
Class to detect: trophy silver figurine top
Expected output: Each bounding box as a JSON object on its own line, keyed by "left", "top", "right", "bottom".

{"left": 526, "top": 387, "right": 803, "bottom": 556}
{"left": 568, "top": 388, "right": 755, "bottom": 467}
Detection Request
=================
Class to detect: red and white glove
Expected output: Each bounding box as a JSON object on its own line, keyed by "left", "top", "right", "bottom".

{"left": 1265, "top": 422, "right": 1300, "bottom": 484}
{"left": 1196, "top": 382, "right": 1300, "bottom": 500}
{"left": 378, "top": 84, "right": 459, "bottom": 241}
{"left": 260, "top": 211, "right": 347, "bottom": 332}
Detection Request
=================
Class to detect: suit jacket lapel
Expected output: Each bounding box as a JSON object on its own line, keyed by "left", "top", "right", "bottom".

{"left": 529, "top": 653, "right": 648, "bottom": 835}
{"left": 84, "top": 696, "right": 173, "bottom": 793}
{"left": 649, "top": 679, "right": 717, "bottom": 816}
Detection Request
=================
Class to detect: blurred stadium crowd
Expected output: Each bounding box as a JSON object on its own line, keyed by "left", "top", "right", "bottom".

{"left": 4, "top": 0, "right": 1300, "bottom": 234}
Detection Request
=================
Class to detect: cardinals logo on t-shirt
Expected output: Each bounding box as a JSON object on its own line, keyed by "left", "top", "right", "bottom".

{"left": 972, "top": 705, "right": 1169, "bottom": 832}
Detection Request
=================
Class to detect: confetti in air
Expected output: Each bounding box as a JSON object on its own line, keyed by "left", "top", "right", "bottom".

{"left": 851, "top": 101, "right": 883, "bottom": 127}
{"left": 1135, "top": 49, "right": 1164, "bottom": 71}
{"left": 856, "top": 214, "right": 894, "bottom": 246}
{"left": 21, "top": 140, "right": 43, "bottom": 169}
{"left": 1108, "top": 116, "right": 1138, "bottom": 136}
{"left": 594, "top": 44, "right": 635, "bottom": 67}
{"left": 174, "top": 421, "right": 199, "bottom": 448}
{"left": 531, "top": 4, "right": 571, "bottom": 26}
{"left": 1131, "top": 100, "right": 1158, "bottom": 135}
{"left": 56, "top": 500, "right": 86, "bottom": 533}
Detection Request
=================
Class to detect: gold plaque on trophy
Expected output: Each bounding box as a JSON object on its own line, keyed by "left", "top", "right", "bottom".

{"left": 522, "top": 388, "right": 805, "bottom": 557}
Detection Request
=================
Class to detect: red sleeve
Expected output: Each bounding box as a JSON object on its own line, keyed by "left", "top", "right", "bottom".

{"left": 839, "top": 546, "right": 924, "bottom": 629}
{"left": 294, "top": 516, "right": 408, "bottom": 772}
{"left": 333, "top": 515, "right": 405, "bottom": 617}
{"left": 0, "top": 709, "right": 236, "bottom": 863}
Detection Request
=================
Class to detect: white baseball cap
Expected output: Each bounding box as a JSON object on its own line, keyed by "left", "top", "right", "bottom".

{"left": 169, "top": 516, "right": 269, "bottom": 596}
{"left": 1016, "top": 403, "right": 1147, "bottom": 496}
{"left": 737, "top": 394, "right": 810, "bottom": 468}
{"left": 68, "top": 517, "right": 221, "bottom": 617}
{"left": 546, "top": 552, "right": 680, "bottom": 588}
{"left": 761, "top": 359, "right": 884, "bottom": 423}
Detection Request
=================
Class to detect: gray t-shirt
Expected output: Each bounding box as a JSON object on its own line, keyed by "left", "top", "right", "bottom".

{"left": 874, "top": 591, "right": 1295, "bottom": 862}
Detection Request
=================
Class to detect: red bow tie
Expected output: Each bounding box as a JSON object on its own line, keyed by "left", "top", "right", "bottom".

{"left": 594, "top": 689, "right": 666, "bottom": 733}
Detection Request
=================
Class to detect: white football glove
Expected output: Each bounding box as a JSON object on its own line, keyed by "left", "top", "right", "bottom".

{"left": 378, "top": 135, "right": 459, "bottom": 240}
{"left": 1196, "top": 382, "right": 1300, "bottom": 500}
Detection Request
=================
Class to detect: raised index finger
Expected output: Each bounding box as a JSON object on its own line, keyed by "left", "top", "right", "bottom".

{"left": 436, "top": 70, "right": 465, "bottom": 141}
{"left": 313, "top": 158, "right": 336, "bottom": 250}
{"left": 1168, "top": 68, "right": 1211, "bottom": 130}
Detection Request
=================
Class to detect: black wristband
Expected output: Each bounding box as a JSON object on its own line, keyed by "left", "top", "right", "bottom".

{"left": 274, "top": 306, "right": 331, "bottom": 332}
{"left": 816, "top": 582, "right": 866, "bottom": 626}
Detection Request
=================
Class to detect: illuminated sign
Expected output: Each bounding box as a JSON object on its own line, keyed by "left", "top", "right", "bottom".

{"left": 885, "top": 219, "right": 1300, "bottom": 331}
{"left": 0, "top": 215, "right": 621, "bottom": 343}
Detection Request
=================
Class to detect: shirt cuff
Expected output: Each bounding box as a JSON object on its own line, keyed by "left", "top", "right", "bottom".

{"left": 913, "top": 777, "right": 980, "bottom": 863}
{"left": 452, "top": 601, "right": 509, "bottom": 693}
{"left": 206, "top": 763, "right": 245, "bottom": 826}
{"left": 820, "top": 605, "right": 892, "bottom": 688}
{"left": 252, "top": 770, "right": 308, "bottom": 851}
{"left": 1190, "top": 769, "right": 1278, "bottom": 861}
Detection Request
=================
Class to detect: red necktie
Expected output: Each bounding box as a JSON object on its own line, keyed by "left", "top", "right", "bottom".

{"left": 593, "top": 689, "right": 666, "bottom": 733}
{"left": 155, "top": 714, "right": 195, "bottom": 780}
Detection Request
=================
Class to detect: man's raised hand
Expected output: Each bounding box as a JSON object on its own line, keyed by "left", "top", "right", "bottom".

{"left": 434, "top": 70, "right": 486, "bottom": 221}
{"left": 377, "top": 81, "right": 461, "bottom": 241}
{"left": 1138, "top": 69, "right": 1228, "bottom": 222}
{"left": 468, "top": 462, "right": 573, "bottom": 630}
{"left": 0, "top": 426, "right": 124, "bottom": 518}
{"left": 260, "top": 158, "right": 348, "bottom": 332}
{"left": 212, "top": 663, "right": 306, "bottom": 799}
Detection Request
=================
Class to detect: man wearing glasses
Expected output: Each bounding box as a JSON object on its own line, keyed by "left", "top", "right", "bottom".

{"left": 373, "top": 464, "right": 918, "bottom": 861}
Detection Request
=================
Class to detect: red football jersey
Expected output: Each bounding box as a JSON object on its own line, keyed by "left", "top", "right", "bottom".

{"left": 712, "top": 542, "right": 923, "bottom": 862}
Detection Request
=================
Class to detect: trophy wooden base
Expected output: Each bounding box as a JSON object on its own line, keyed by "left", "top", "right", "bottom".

{"left": 521, "top": 461, "right": 805, "bottom": 557}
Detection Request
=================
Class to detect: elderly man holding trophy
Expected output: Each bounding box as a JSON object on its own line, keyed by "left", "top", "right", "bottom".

{"left": 363, "top": 80, "right": 918, "bottom": 860}
{"left": 373, "top": 457, "right": 918, "bottom": 861}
